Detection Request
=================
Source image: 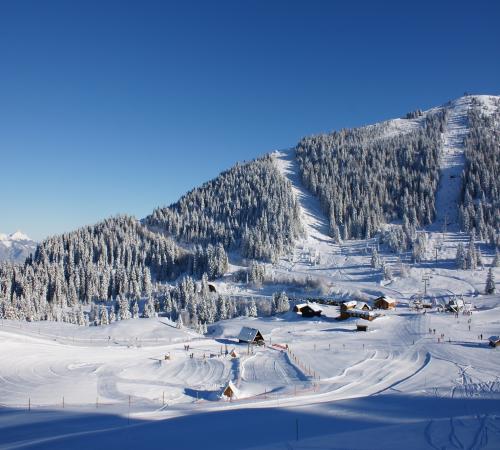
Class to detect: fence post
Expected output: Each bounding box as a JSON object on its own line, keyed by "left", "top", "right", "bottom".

{"left": 28, "top": 397, "right": 31, "bottom": 411}
{"left": 62, "top": 396, "right": 65, "bottom": 408}
{"left": 96, "top": 396, "right": 98, "bottom": 409}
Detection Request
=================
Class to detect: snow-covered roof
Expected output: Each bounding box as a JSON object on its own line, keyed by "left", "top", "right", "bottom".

{"left": 356, "top": 302, "right": 371, "bottom": 310}
{"left": 489, "top": 336, "right": 500, "bottom": 343}
{"left": 349, "top": 309, "right": 378, "bottom": 317}
{"left": 237, "top": 327, "right": 261, "bottom": 342}
{"left": 294, "top": 303, "right": 308, "bottom": 310}
{"left": 306, "top": 303, "right": 323, "bottom": 312}
{"left": 375, "top": 296, "right": 396, "bottom": 304}
{"left": 221, "top": 380, "right": 239, "bottom": 398}
{"left": 343, "top": 300, "right": 357, "bottom": 307}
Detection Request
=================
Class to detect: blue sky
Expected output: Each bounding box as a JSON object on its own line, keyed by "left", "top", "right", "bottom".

{"left": 1, "top": 0, "right": 499, "bottom": 241}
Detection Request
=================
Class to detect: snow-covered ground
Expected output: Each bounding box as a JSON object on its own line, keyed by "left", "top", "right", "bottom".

{"left": 1, "top": 296, "right": 500, "bottom": 449}
{"left": 432, "top": 97, "right": 470, "bottom": 232}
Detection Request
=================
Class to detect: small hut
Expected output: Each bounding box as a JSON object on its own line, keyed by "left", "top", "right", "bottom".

{"left": 340, "top": 309, "right": 380, "bottom": 321}
{"left": 356, "top": 301, "right": 372, "bottom": 311}
{"left": 208, "top": 283, "right": 217, "bottom": 293}
{"left": 340, "top": 300, "right": 357, "bottom": 311}
{"left": 374, "top": 295, "right": 396, "bottom": 310}
{"left": 356, "top": 323, "right": 368, "bottom": 332}
{"left": 238, "top": 327, "right": 265, "bottom": 345}
{"left": 488, "top": 336, "right": 500, "bottom": 347}
{"left": 229, "top": 349, "right": 239, "bottom": 358}
{"left": 221, "top": 381, "right": 238, "bottom": 399}
{"left": 294, "top": 302, "right": 322, "bottom": 317}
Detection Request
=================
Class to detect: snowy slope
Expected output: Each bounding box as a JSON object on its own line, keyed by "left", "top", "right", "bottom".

{"left": 432, "top": 97, "right": 471, "bottom": 231}
{"left": 0, "top": 231, "right": 36, "bottom": 263}
{"left": 1, "top": 296, "right": 500, "bottom": 449}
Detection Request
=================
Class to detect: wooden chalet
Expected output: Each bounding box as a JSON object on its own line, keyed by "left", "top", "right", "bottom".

{"left": 293, "top": 302, "right": 323, "bottom": 317}
{"left": 488, "top": 336, "right": 500, "bottom": 348}
{"left": 374, "top": 295, "right": 396, "bottom": 310}
{"left": 221, "top": 381, "right": 238, "bottom": 399}
{"left": 238, "top": 327, "right": 265, "bottom": 345}
{"left": 356, "top": 302, "right": 372, "bottom": 311}
{"left": 229, "top": 349, "right": 239, "bottom": 358}
{"left": 340, "top": 300, "right": 357, "bottom": 311}
{"left": 340, "top": 308, "right": 380, "bottom": 321}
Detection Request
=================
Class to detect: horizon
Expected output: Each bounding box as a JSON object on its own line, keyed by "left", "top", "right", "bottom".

{"left": 1, "top": 0, "right": 499, "bottom": 241}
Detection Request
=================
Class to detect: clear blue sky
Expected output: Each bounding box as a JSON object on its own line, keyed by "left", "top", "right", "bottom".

{"left": 1, "top": 0, "right": 499, "bottom": 241}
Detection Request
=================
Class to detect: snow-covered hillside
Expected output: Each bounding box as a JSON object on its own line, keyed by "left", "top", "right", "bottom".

{"left": 0, "top": 231, "right": 36, "bottom": 263}
{"left": 1, "top": 94, "right": 499, "bottom": 449}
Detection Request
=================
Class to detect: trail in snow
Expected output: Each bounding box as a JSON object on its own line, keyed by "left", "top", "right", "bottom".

{"left": 432, "top": 97, "right": 471, "bottom": 232}
{"left": 272, "top": 149, "right": 332, "bottom": 245}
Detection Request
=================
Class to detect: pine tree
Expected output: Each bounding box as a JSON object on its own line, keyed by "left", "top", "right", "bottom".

{"left": 272, "top": 291, "right": 289, "bottom": 314}
{"left": 142, "top": 297, "right": 156, "bottom": 318}
{"left": 455, "top": 243, "right": 466, "bottom": 269}
{"left": 132, "top": 300, "right": 139, "bottom": 319}
{"left": 371, "top": 248, "right": 381, "bottom": 269}
{"left": 383, "top": 262, "right": 393, "bottom": 281}
{"left": 466, "top": 235, "right": 478, "bottom": 270}
{"left": 100, "top": 306, "right": 109, "bottom": 325}
{"left": 248, "top": 299, "right": 258, "bottom": 317}
{"left": 485, "top": 268, "right": 496, "bottom": 294}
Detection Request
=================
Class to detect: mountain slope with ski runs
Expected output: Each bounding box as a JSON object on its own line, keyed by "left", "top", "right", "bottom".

{"left": 0, "top": 94, "right": 499, "bottom": 450}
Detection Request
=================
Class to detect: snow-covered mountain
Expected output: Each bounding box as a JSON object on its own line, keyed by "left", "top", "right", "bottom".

{"left": 0, "top": 231, "right": 37, "bottom": 263}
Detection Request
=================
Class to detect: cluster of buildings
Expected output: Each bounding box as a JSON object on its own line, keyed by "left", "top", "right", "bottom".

{"left": 292, "top": 295, "right": 397, "bottom": 322}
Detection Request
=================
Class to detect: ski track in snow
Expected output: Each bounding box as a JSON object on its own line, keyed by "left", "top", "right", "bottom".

{"left": 432, "top": 97, "right": 471, "bottom": 232}
{"left": 272, "top": 149, "right": 332, "bottom": 246}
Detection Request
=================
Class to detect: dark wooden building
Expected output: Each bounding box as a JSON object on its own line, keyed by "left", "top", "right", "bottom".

{"left": 488, "top": 336, "right": 500, "bottom": 347}
{"left": 293, "top": 302, "right": 323, "bottom": 317}
{"left": 238, "top": 327, "right": 265, "bottom": 345}
{"left": 374, "top": 295, "right": 396, "bottom": 310}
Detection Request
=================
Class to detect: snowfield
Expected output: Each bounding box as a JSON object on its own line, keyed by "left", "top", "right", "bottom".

{"left": 1, "top": 296, "right": 500, "bottom": 449}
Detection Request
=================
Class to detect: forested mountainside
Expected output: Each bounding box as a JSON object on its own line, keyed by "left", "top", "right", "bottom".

{"left": 296, "top": 109, "right": 447, "bottom": 241}
{"left": 0, "top": 216, "right": 189, "bottom": 320}
{"left": 460, "top": 97, "right": 500, "bottom": 245}
{"left": 146, "top": 156, "right": 302, "bottom": 262}
{"left": 1, "top": 95, "right": 499, "bottom": 324}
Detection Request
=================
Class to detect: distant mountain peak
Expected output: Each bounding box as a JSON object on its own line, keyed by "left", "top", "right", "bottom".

{"left": 0, "top": 231, "right": 36, "bottom": 263}
{"left": 8, "top": 230, "right": 32, "bottom": 241}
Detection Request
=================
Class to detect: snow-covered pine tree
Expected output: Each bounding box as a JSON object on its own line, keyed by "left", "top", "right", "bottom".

{"left": 485, "top": 267, "right": 496, "bottom": 294}
{"left": 131, "top": 300, "right": 139, "bottom": 318}
{"left": 100, "top": 306, "right": 109, "bottom": 325}
{"left": 142, "top": 297, "right": 156, "bottom": 318}
{"left": 383, "top": 262, "right": 393, "bottom": 281}
{"left": 455, "top": 243, "right": 466, "bottom": 269}
{"left": 371, "top": 248, "right": 381, "bottom": 269}
{"left": 466, "top": 234, "right": 478, "bottom": 270}
{"left": 272, "top": 291, "right": 289, "bottom": 314}
{"left": 248, "top": 299, "right": 258, "bottom": 317}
